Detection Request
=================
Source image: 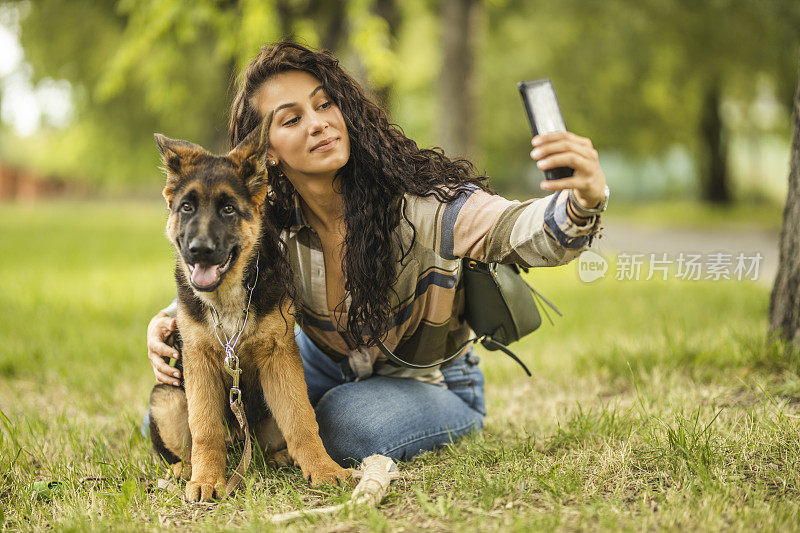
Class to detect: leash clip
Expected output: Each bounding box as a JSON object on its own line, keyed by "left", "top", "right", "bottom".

{"left": 229, "top": 386, "right": 241, "bottom": 405}
{"left": 224, "top": 353, "right": 241, "bottom": 390}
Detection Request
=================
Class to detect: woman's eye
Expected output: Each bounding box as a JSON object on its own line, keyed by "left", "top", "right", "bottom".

{"left": 222, "top": 205, "right": 235, "bottom": 215}
{"left": 180, "top": 202, "right": 192, "bottom": 212}
{"left": 282, "top": 102, "right": 331, "bottom": 126}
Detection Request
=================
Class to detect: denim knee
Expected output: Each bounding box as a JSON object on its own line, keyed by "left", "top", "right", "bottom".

{"left": 316, "top": 406, "right": 483, "bottom": 467}
{"left": 314, "top": 393, "right": 378, "bottom": 466}
{"left": 313, "top": 377, "right": 484, "bottom": 467}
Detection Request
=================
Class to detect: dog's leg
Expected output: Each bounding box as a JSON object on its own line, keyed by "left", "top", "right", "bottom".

{"left": 182, "top": 337, "right": 228, "bottom": 502}
{"left": 149, "top": 384, "right": 192, "bottom": 480}
{"left": 254, "top": 417, "right": 294, "bottom": 467}
{"left": 259, "top": 331, "right": 351, "bottom": 485}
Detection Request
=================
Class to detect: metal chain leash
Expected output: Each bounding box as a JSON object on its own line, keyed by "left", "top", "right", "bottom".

{"left": 206, "top": 253, "right": 259, "bottom": 495}
{"left": 208, "top": 253, "right": 260, "bottom": 404}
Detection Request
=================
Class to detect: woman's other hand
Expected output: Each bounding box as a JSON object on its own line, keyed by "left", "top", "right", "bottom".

{"left": 530, "top": 131, "right": 607, "bottom": 208}
{"left": 147, "top": 312, "right": 181, "bottom": 386}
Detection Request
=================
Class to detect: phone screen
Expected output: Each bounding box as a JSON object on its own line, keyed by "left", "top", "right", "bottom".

{"left": 523, "top": 81, "right": 566, "bottom": 135}
{"left": 518, "top": 79, "right": 573, "bottom": 179}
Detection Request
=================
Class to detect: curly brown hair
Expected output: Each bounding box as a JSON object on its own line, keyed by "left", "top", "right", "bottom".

{"left": 229, "top": 41, "right": 492, "bottom": 348}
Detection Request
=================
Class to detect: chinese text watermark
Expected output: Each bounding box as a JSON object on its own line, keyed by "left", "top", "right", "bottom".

{"left": 578, "top": 251, "right": 763, "bottom": 282}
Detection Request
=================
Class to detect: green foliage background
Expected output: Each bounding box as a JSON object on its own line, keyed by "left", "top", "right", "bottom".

{"left": 1, "top": 0, "right": 799, "bottom": 197}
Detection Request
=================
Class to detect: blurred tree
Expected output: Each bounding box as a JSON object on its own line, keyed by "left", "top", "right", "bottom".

{"left": 4, "top": 0, "right": 223, "bottom": 188}
{"left": 636, "top": 0, "right": 800, "bottom": 203}
{"left": 769, "top": 56, "right": 800, "bottom": 346}
{"left": 438, "top": 0, "right": 481, "bottom": 160}
{"left": 4, "top": 0, "right": 398, "bottom": 188}
{"left": 7, "top": 0, "right": 799, "bottom": 199}
{"left": 478, "top": 0, "right": 800, "bottom": 200}
{"left": 371, "top": 0, "right": 399, "bottom": 109}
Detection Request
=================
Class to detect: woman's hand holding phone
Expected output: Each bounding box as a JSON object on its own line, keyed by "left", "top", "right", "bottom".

{"left": 531, "top": 131, "right": 607, "bottom": 209}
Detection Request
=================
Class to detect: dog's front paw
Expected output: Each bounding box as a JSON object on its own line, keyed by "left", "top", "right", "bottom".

{"left": 267, "top": 448, "right": 295, "bottom": 468}
{"left": 305, "top": 460, "right": 353, "bottom": 486}
{"left": 185, "top": 475, "right": 226, "bottom": 502}
{"left": 171, "top": 462, "right": 191, "bottom": 481}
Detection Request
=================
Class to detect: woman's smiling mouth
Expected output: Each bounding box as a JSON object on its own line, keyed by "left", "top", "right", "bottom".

{"left": 310, "top": 137, "right": 339, "bottom": 153}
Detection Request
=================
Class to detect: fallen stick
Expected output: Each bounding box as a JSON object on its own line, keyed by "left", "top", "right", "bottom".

{"left": 269, "top": 454, "right": 400, "bottom": 523}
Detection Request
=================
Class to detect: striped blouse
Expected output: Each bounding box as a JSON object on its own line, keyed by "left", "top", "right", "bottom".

{"left": 284, "top": 186, "right": 601, "bottom": 383}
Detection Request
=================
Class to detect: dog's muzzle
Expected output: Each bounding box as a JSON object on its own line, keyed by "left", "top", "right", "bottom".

{"left": 183, "top": 239, "right": 239, "bottom": 291}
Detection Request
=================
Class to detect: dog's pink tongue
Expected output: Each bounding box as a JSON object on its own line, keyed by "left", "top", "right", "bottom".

{"left": 191, "top": 264, "right": 220, "bottom": 288}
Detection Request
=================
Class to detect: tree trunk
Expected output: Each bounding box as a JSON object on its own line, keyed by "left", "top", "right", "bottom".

{"left": 769, "top": 56, "right": 800, "bottom": 345}
{"left": 276, "top": 0, "right": 296, "bottom": 41}
{"left": 373, "top": 0, "right": 399, "bottom": 110}
{"left": 699, "top": 80, "right": 731, "bottom": 203}
{"left": 319, "top": 1, "right": 346, "bottom": 53}
{"left": 437, "top": 0, "right": 480, "bottom": 159}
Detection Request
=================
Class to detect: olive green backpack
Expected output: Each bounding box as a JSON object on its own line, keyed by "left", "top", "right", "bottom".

{"left": 377, "top": 259, "right": 561, "bottom": 376}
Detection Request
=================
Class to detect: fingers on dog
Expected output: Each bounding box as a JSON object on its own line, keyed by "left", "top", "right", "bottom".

{"left": 148, "top": 314, "right": 174, "bottom": 339}
{"left": 147, "top": 317, "right": 180, "bottom": 382}
{"left": 149, "top": 338, "right": 178, "bottom": 362}
{"left": 154, "top": 315, "right": 176, "bottom": 333}
{"left": 149, "top": 345, "right": 181, "bottom": 385}
{"left": 155, "top": 317, "right": 180, "bottom": 357}
{"left": 154, "top": 365, "right": 181, "bottom": 387}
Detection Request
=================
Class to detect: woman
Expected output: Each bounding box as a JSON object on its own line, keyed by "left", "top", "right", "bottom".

{"left": 146, "top": 42, "right": 607, "bottom": 466}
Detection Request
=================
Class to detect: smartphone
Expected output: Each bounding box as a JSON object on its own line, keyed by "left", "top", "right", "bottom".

{"left": 518, "top": 79, "right": 574, "bottom": 180}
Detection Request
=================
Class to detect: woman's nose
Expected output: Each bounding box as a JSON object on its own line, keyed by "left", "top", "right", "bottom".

{"left": 308, "top": 112, "right": 329, "bottom": 133}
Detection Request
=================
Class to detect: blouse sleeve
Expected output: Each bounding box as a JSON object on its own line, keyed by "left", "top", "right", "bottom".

{"left": 406, "top": 186, "right": 601, "bottom": 268}
{"left": 162, "top": 299, "right": 178, "bottom": 318}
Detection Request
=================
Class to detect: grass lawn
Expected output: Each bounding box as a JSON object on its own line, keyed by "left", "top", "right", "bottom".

{"left": 1, "top": 199, "right": 798, "bottom": 531}
{"left": 604, "top": 198, "right": 785, "bottom": 231}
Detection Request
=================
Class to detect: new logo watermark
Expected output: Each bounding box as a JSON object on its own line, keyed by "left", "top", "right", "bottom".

{"left": 578, "top": 250, "right": 609, "bottom": 282}
{"left": 577, "top": 251, "right": 763, "bottom": 283}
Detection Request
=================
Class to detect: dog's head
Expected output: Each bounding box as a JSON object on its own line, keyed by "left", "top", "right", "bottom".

{"left": 155, "top": 128, "right": 268, "bottom": 293}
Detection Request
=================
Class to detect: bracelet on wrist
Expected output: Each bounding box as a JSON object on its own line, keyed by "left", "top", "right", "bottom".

{"left": 565, "top": 199, "right": 594, "bottom": 224}
{"left": 568, "top": 186, "right": 609, "bottom": 217}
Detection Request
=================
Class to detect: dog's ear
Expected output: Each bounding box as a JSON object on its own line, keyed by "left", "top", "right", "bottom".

{"left": 227, "top": 120, "right": 269, "bottom": 208}
{"left": 154, "top": 133, "right": 207, "bottom": 209}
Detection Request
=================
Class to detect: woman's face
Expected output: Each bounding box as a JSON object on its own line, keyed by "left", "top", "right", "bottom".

{"left": 254, "top": 70, "right": 350, "bottom": 182}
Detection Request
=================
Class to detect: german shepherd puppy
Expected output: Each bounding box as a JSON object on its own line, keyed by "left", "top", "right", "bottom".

{"left": 149, "top": 128, "right": 349, "bottom": 502}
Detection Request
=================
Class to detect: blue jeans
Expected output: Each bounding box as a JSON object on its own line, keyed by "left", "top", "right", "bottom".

{"left": 296, "top": 328, "right": 485, "bottom": 466}
{"left": 142, "top": 328, "right": 485, "bottom": 466}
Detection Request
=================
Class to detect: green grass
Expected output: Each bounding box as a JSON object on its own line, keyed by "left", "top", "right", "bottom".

{"left": 1, "top": 199, "right": 798, "bottom": 531}
{"left": 604, "top": 199, "right": 784, "bottom": 230}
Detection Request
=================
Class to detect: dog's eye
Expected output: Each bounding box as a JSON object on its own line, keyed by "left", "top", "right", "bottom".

{"left": 180, "top": 202, "right": 193, "bottom": 213}
{"left": 221, "top": 205, "right": 235, "bottom": 215}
